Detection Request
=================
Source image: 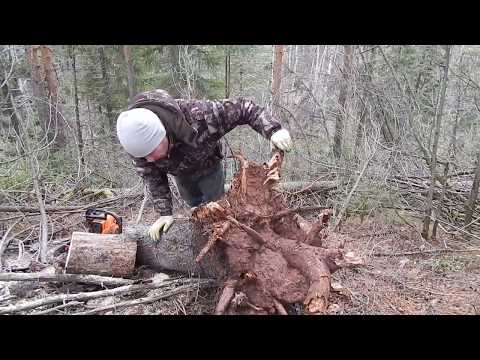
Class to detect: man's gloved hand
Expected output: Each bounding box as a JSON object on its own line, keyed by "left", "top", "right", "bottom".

{"left": 270, "top": 129, "right": 293, "bottom": 152}
{"left": 148, "top": 215, "right": 174, "bottom": 241}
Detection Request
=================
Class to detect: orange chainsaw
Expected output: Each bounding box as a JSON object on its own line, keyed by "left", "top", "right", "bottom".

{"left": 85, "top": 208, "right": 122, "bottom": 234}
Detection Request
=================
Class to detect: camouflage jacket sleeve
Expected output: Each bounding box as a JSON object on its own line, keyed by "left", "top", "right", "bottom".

{"left": 132, "top": 158, "right": 172, "bottom": 216}
{"left": 215, "top": 98, "right": 282, "bottom": 139}
{"left": 187, "top": 98, "right": 283, "bottom": 141}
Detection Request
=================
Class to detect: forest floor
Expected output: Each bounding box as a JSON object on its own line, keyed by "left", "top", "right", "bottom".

{"left": 118, "top": 208, "right": 480, "bottom": 315}
{"left": 126, "top": 214, "right": 480, "bottom": 315}
{"left": 1, "top": 202, "right": 479, "bottom": 315}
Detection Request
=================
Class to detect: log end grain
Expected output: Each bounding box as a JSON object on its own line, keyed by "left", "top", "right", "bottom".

{"left": 65, "top": 232, "right": 137, "bottom": 277}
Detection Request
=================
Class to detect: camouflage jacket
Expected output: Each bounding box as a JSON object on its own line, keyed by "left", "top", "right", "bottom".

{"left": 128, "top": 89, "right": 283, "bottom": 216}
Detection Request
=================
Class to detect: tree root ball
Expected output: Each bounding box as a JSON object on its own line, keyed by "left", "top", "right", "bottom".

{"left": 191, "top": 151, "right": 365, "bottom": 315}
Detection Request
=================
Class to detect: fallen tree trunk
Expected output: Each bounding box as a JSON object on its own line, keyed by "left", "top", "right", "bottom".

{"left": 61, "top": 220, "right": 224, "bottom": 279}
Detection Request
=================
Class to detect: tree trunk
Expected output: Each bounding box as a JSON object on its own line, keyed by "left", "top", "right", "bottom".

{"left": 422, "top": 45, "right": 451, "bottom": 240}
{"left": 68, "top": 45, "right": 85, "bottom": 168}
{"left": 355, "top": 46, "right": 375, "bottom": 154}
{"left": 98, "top": 46, "right": 114, "bottom": 132}
{"left": 432, "top": 51, "right": 464, "bottom": 238}
{"left": 123, "top": 45, "right": 137, "bottom": 101}
{"left": 26, "top": 45, "right": 66, "bottom": 150}
{"left": 272, "top": 45, "right": 284, "bottom": 115}
{"left": 464, "top": 150, "right": 480, "bottom": 228}
{"left": 41, "top": 45, "right": 65, "bottom": 149}
{"left": 239, "top": 64, "right": 243, "bottom": 93}
{"left": 225, "top": 46, "right": 231, "bottom": 98}
{"left": 27, "top": 46, "right": 51, "bottom": 144}
{"left": 0, "top": 77, "right": 21, "bottom": 138}
{"left": 333, "top": 45, "right": 353, "bottom": 159}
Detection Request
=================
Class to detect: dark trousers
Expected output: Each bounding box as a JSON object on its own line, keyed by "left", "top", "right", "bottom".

{"left": 173, "top": 162, "right": 225, "bottom": 207}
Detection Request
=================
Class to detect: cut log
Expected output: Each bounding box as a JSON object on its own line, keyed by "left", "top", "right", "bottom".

{"left": 65, "top": 232, "right": 137, "bottom": 277}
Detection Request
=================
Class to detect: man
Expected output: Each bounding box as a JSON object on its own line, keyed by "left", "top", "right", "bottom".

{"left": 116, "top": 89, "right": 292, "bottom": 241}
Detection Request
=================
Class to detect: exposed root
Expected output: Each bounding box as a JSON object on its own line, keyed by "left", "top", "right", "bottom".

{"left": 196, "top": 222, "right": 231, "bottom": 263}
{"left": 233, "top": 153, "right": 249, "bottom": 195}
{"left": 273, "top": 298, "right": 288, "bottom": 315}
{"left": 226, "top": 216, "right": 267, "bottom": 246}
{"left": 215, "top": 279, "right": 237, "bottom": 315}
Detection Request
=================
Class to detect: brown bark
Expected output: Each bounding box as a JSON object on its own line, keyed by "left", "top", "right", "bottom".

{"left": 27, "top": 46, "right": 50, "bottom": 141}
{"left": 27, "top": 45, "right": 65, "bottom": 149}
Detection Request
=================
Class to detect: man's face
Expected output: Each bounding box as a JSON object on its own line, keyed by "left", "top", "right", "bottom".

{"left": 145, "top": 137, "right": 169, "bottom": 162}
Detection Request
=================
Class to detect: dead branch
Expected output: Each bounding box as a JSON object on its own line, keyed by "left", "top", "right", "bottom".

{"left": 0, "top": 272, "right": 134, "bottom": 287}
{"left": 73, "top": 282, "right": 214, "bottom": 315}
{"left": 135, "top": 185, "right": 148, "bottom": 225}
{"left": 0, "top": 218, "right": 22, "bottom": 269}
{"left": 32, "top": 301, "right": 83, "bottom": 315}
{"left": 331, "top": 151, "right": 375, "bottom": 243}
{"left": 0, "top": 277, "right": 213, "bottom": 315}
{"left": 271, "top": 206, "right": 328, "bottom": 221}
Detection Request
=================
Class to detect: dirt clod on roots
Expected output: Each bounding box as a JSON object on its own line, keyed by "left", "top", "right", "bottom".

{"left": 192, "top": 152, "right": 365, "bottom": 315}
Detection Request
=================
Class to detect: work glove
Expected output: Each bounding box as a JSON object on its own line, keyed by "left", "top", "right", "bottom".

{"left": 270, "top": 129, "right": 293, "bottom": 152}
{"left": 148, "top": 215, "right": 174, "bottom": 241}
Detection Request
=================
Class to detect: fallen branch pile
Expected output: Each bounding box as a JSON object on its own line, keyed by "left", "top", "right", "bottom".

{"left": 387, "top": 173, "right": 480, "bottom": 234}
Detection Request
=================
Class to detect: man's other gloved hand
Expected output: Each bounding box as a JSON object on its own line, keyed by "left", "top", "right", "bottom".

{"left": 148, "top": 215, "right": 174, "bottom": 241}
{"left": 270, "top": 129, "right": 293, "bottom": 152}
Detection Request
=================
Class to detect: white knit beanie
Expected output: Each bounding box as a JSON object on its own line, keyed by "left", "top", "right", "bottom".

{"left": 116, "top": 108, "right": 166, "bottom": 158}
